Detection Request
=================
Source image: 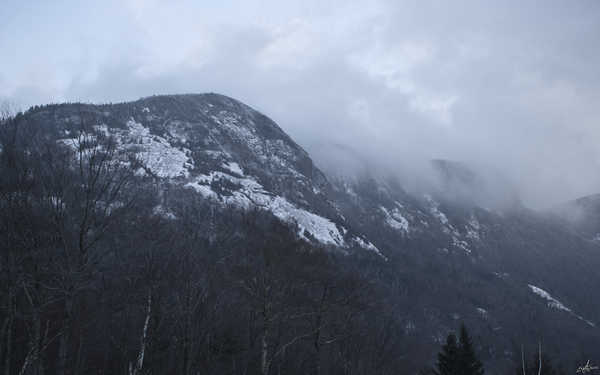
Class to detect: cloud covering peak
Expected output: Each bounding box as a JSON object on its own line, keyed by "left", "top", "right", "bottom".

{"left": 2, "top": 0, "right": 600, "bottom": 207}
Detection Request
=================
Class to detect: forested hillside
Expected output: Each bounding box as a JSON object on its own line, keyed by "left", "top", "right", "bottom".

{"left": 1, "top": 96, "right": 599, "bottom": 374}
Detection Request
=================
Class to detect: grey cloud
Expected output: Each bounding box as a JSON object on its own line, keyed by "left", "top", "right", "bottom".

{"left": 2, "top": 0, "right": 600, "bottom": 208}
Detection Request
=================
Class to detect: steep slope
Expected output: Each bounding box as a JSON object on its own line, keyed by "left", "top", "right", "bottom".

{"left": 328, "top": 162, "right": 600, "bottom": 369}
{"left": 27, "top": 94, "right": 379, "bottom": 253}
{"left": 551, "top": 193, "right": 600, "bottom": 242}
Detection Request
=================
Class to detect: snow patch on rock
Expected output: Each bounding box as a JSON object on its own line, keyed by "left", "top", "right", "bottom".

{"left": 59, "top": 120, "right": 194, "bottom": 179}
{"left": 124, "top": 119, "right": 193, "bottom": 178}
{"left": 466, "top": 215, "right": 481, "bottom": 240}
{"left": 425, "top": 195, "right": 449, "bottom": 225}
{"left": 185, "top": 171, "right": 347, "bottom": 247}
{"left": 353, "top": 237, "right": 386, "bottom": 259}
{"left": 153, "top": 205, "right": 176, "bottom": 220}
{"left": 222, "top": 161, "right": 244, "bottom": 176}
{"left": 452, "top": 237, "right": 471, "bottom": 254}
{"left": 528, "top": 284, "right": 571, "bottom": 312}
{"left": 528, "top": 284, "right": 595, "bottom": 327}
{"left": 380, "top": 206, "right": 409, "bottom": 233}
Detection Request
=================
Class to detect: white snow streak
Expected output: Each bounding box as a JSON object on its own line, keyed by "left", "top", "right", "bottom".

{"left": 452, "top": 237, "right": 471, "bottom": 254}
{"left": 222, "top": 161, "right": 244, "bottom": 176}
{"left": 125, "top": 120, "right": 192, "bottom": 178}
{"left": 528, "top": 284, "right": 595, "bottom": 327}
{"left": 425, "top": 195, "right": 449, "bottom": 225}
{"left": 380, "top": 205, "right": 409, "bottom": 233}
{"left": 185, "top": 171, "right": 346, "bottom": 247}
{"left": 57, "top": 119, "right": 193, "bottom": 178}
{"left": 528, "top": 284, "right": 571, "bottom": 312}
{"left": 353, "top": 237, "right": 386, "bottom": 259}
{"left": 466, "top": 215, "right": 481, "bottom": 240}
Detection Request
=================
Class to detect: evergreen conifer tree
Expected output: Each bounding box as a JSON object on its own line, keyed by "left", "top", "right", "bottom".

{"left": 458, "top": 324, "right": 484, "bottom": 375}
{"left": 434, "top": 324, "right": 484, "bottom": 375}
{"left": 434, "top": 333, "right": 460, "bottom": 375}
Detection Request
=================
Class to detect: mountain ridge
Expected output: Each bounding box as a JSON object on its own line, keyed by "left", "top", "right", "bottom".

{"left": 25, "top": 93, "right": 381, "bottom": 253}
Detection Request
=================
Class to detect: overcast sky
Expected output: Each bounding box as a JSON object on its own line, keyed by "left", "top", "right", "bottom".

{"left": 2, "top": 0, "right": 600, "bottom": 207}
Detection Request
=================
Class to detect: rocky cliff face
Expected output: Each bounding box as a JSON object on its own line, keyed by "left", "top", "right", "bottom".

{"left": 28, "top": 94, "right": 379, "bottom": 252}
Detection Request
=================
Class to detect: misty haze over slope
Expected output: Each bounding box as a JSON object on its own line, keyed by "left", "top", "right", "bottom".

{"left": 2, "top": 0, "right": 600, "bottom": 208}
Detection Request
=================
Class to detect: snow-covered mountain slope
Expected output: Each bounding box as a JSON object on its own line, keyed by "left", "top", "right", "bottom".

{"left": 328, "top": 163, "right": 600, "bottom": 342}
{"left": 329, "top": 173, "right": 488, "bottom": 257}
{"left": 40, "top": 94, "right": 379, "bottom": 254}
{"left": 27, "top": 93, "right": 600, "bottom": 275}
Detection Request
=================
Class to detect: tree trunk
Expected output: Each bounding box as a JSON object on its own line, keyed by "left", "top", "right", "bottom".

{"left": 521, "top": 345, "right": 526, "bottom": 375}
{"left": 312, "top": 285, "right": 328, "bottom": 375}
{"left": 312, "top": 318, "right": 322, "bottom": 375}
{"left": 538, "top": 342, "right": 542, "bottom": 375}
{"left": 57, "top": 334, "right": 67, "bottom": 375}
{"left": 261, "top": 304, "right": 270, "bottom": 375}
{"left": 261, "top": 329, "right": 269, "bottom": 375}
{"left": 33, "top": 310, "right": 42, "bottom": 375}
{"left": 131, "top": 291, "right": 152, "bottom": 375}
{"left": 4, "top": 289, "right": 14, "bottom": 375}
{"left": 17, "top": 310, "right": 40, "bottom": 375}
{"left": 182, "top": 287, "right": 192, "bottom": 375}
{"left": 57, "top": 295, "right": 73, "bottom": 375}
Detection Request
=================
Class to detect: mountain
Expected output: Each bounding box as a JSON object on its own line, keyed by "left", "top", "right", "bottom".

{"left": 550, "top": 193, "right": 600, "bottom": 242}
{"left": 329, "top": 167, "right": 600, "bottom": 351}
{"left": 34, "top": 94, "right": 378, "bottom": 252}
{"left": 3, "top": 94, "right": 600, "bottom": 374}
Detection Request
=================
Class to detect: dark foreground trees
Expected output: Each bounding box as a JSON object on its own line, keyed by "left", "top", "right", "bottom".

{"left": 516, "top": 345, "right": 566, "bottom": 375}
{"left": 0, "top": 110, "right": 412, "bottom": 374}
{"left": 434, "top": 324, "right": 484, "bottom": 375}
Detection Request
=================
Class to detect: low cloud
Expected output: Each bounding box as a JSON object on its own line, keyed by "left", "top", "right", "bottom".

{"left": 2, "top": 0, "right": 600, "bottom": 208}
